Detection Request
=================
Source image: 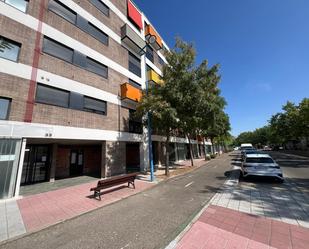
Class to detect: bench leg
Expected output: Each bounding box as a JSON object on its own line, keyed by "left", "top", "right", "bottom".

{"left": 94, "top": 190, "right": 102, "bottom": 201}
{"left": 128, "top": 181, "right": 135, "bottom": 189}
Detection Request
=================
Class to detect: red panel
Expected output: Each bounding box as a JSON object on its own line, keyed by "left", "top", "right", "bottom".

{"left": 127, "top": 0, "right": 143, "bottom": 30}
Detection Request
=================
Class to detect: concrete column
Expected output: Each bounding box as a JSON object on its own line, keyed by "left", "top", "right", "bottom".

{"left": 49, "top": 143, "right": 58, "bottom": 182}
{"left": 140, "top": 125, "right": 149, "bottom": 173}
{"left": 14, "top": 139, "right": 26, "bottom": 198}
{"left": 174, "top": 143, "right": 179, "bottom": 162}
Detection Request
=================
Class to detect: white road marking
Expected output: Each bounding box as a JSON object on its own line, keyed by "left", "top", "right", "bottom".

{"left": 185, "top": 181, "right": 194, "bottom": 188}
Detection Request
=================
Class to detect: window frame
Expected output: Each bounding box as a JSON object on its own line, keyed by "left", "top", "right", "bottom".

{"left": 85, "top": 56, "right": 108, "bottom": 79}
{"left": 4, "top": 0, "right": 29, "bottom": 13}
{"left": 42, "top": 36, "right": 74, "bottom": 64}
{"left": 0, "top": 36, "right": 21, "bottom": 62}
{"left": 83, "top": 96, "right": 107, "bottom": 115}
{"left": 128, "top": 52, "right": 141, "bottom": 77}
{"left": 90, "top": 0, "right": 110, "bottom": 17}
{"left": 35, "top": 83, "right": 70, "bottom": 108}
{"left": 0, "top": 97, "right": 11, "bottom": 120}
{"left": 146, "top": 45, "right": 154, "bottom": 63}
{"left": 48, "top": 0, "right": 77, "bottom": 25}
{"left": 87, "top": 21, "right": 109, "bottom": 46}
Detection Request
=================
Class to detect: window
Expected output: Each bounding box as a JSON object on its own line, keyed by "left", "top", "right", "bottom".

{"left": 90, "top": 0, "right": 109, "bottom": 17}
{"left": 36, "top": 84, "right": 69, "bottom": 108}
{"left": 146, "top": 45, "right": 154, "bottom": 63}
{"left": 158, "top": 56, "right": 165, "bottom": 66}
{"left": 129, "top": 79, "right": 141, "bottom": 89}
{"left": 0, "top": 36, "right": 21, "bottom": 62}
{"left": 85, "top": 57, "right": 108, "bottom": 78}
{"left": 43, "top": 37, "right": 74, "bottom": 63}
{"left": 88, "top": 22, "right": 108, "bottom": 45}
{"left": 48, "top": 0, "right": 77, "bottom": 24}
{"left": 129, "top": 109, "right": 142, "bottom": 134}
{"left": 69, "top": 92, "right": 83, "bottom": 110}
{"left": 0, "top": 97, "right": 11, "bottom": 120}
{"left": 84, "top": 96, "right": 106, "bottom": 115}
{"left": 128, "top": 52, "right": 141, "bottom": 77}
{"left": 4, "top": 0, "right": 28, "bottom": 12}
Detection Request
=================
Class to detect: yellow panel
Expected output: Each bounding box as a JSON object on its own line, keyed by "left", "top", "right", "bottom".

{"left": 148, "top": 70, "right": 164, "bottom": 85}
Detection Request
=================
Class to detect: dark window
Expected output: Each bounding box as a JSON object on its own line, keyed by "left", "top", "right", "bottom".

{"left": 0, "top": 36, "right": 21, "bottom": 62}
{"left": 129, "top": 79, "right": 141, "bottom": 89}
{"left": 48, "top": 0, "right": 77, "bottom": 24}
{"left": 69, "top": 92, "right": 84, "bottom": 110}
{"left": 85, "top": 57, "right": 108, "bottom": 78}
{"left": 129, "top": 109, "right": 142, "bottom": 134}
{"left": 146, "top": 45, "right": 154, "bottom": 62}
{"left": 76, "top": 15, "right": 88, "bottom": 32}
{"left": 128, "top": 52, "right": 141, "bottom": 77}
{"left": 158, "top": 56, "right": 165, "bottom": 66}
{"left": 43, "top": 37, "right": 74, "bottom": 63}
{"left": 246, "top": 158, "right": 275, "bottom": 164}
{"left": 0, "top": 97, "right": 11, "bottom": 120}
{"left": 84, "top": 96, "right": 106, "bottom": 115}
{"left": 4, "top": 0, "right": 28, "bottom": 12}
{"left": 90, "top": 0, "right": 109, "bottom": 17}
{"left": 88, "top": 22, "right": 109, "bottom": 45}
{"left": 36, "top": 84, "right": 69, "bottom": 108}
{"left": 73, "top": 51, "right": 86, "bottom": 68}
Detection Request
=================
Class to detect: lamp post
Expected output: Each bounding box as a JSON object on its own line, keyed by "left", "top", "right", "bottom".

{"left": 140, "top": 34, "right": 157, "bottom": 182}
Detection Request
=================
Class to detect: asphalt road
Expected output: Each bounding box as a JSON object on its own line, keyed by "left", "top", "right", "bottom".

{"left": 0, "top": 154, "right": 233, "bottom": 249}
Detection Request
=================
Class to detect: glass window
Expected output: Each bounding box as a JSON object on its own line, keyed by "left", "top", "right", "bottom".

{"left": 43, "top": 37, "right": 74, "bottom": 63}
{"left": 69, "top": 92, "right": 84, "bottom": 110}
{"left": 158, "top": 56, "right": 165, "bottom": 66}
{"left": 0, "top": 36, "right": 21, "bottom": 62}
{"left": 90, "top": 0, "right": 109, "bottom": 17}
{"left": 36, "top": 84, "right": 69, "bottom": 108}
{"left": 48, "top": 0, "right": 77, "bottom": 24}
{"left": 85, "top": 57, "right": 108, "bottom": 78}
{"left": 4, "top": 0, "right": 28, "bottom": 12}
{"left": 84, "top": 96, "right": 106, "bottom": 115}
{"left": 246, "top": 157, "right": 274, "bottom": 164}
{"left": 0, "top": 97, "right": 11, "bottom": 120}
{"left": 128, "top": 52, "right": 141, "bottom": 77}
{"left": 146, "top": 45, "right": 154, "bottom": 63}
{"left": 129, "top": 79, "right": 141, "bottom": 89}
{"left": 88, "top": 22, "right": 109, "bottom": 45}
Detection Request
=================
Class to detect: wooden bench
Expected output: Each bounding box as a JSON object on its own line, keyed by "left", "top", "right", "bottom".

{"left": 90, "top": 173, "right": 138, "bottom": 200}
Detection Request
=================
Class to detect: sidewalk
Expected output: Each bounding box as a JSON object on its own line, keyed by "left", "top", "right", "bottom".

{"left": 0, "top": 179, "right": 153, "bottom": 242}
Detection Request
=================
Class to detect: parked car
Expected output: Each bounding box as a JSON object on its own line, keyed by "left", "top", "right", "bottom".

{"left": 241, "top": 154, "right": 284, "bottom": 182}
{"left": 240, "top": 143, "right": 254, "bottom": 150}
{"left": 241, "top": 148, "right": 259, "bottom": 161}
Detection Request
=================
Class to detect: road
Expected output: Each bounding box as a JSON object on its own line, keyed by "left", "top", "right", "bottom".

{"left": 0, "top": 154, "right": 233, "bottom": 249}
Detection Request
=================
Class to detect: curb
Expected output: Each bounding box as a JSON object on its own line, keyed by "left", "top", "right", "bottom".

{"left": 165, "top": 163, "right": 240, "bottom": 249}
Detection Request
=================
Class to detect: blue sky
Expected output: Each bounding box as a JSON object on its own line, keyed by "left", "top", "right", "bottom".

{"left": 134, "top": 0, "right": 309, "bottom": 136}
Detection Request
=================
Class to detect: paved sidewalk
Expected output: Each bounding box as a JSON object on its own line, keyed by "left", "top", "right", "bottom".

{"left": 0, "top": 179, "right": 153, "bottom": 243}
{"left": 176, "top": 205, "right": 309, "bottom": 249}
{"left": 0, "top": 200, "right": 26, "bottom": 241}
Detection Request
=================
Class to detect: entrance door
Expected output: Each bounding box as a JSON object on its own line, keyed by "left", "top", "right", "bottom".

{"left": 126, "top": 143, "right": 140, "bottom": 173}
{"left": 70, "top": 149, "right": 83, "bottom": 176}
{"left": 21, "top": 145, "right": 50, "bottom": 185}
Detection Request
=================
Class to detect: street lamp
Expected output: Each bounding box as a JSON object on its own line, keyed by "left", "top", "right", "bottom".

{"left": 140, "top": 34, "right": 157, "bottom": 182}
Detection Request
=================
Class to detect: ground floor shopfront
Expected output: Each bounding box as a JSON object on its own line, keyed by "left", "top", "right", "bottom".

{"left": 0, "top": 121, "right": 212, "bottom": 200}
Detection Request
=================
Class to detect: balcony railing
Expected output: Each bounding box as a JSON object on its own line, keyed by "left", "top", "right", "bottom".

{"left": 120, "top": 83, "right": 142, "bottom": 102}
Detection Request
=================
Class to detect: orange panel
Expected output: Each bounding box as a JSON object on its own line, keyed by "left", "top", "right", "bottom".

{"left": 145, "top": 24, "right": 163, "bottom": 49}
{"left": 121, "top": 83, "right": 142, "bottom": 102}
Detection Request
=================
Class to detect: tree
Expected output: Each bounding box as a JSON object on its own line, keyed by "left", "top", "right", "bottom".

{"left": 0, "top": 38, "right": 12, "bottom": 52}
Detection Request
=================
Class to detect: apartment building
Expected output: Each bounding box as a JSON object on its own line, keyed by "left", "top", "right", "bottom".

{"left": 0, "top": 0, "right": 210, "bottom": 200}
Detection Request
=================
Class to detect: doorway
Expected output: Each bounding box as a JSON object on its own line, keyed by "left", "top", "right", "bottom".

{"left": 70, "top": 149, "right": 84, "bottom": 176}
{"left": 21, "top": 145, "right": 50, "bottom": 185}
{"left": 126, "top": 143, "right": 140, "bottom": 173}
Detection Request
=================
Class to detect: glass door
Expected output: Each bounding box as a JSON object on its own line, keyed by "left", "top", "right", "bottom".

{"left": 70, "top": 149, "right": 83, "bottom": 176}
{"left": 21, "top": 145, "right": 50, "bottom": 185}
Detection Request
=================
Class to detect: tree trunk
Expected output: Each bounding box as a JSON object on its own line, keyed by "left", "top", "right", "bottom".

{"left": 165, "top": 134, "right": 170, "bottom": 176}
{"left": 187, "top": 134, "right": 194, "bottom": 166}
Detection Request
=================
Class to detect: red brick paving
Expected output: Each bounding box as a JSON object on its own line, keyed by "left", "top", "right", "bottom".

{"left": 176, "top": 205, "right": 309, "bottom": 249}
{"left": 17, "top": 180, "right": 152, "bottom": 232}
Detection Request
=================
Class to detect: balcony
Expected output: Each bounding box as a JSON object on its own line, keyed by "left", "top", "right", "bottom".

{"left": 145, "top": 24, "right": 163, "bottom": 51}
{"left": 148, "top": 70, "right": 163, "bottom": 85}
{"left": 121, "top": 24, "right": 146, "bottom": 55}
{"left": 120, "top": 83, "right": 142, "bottom": 102}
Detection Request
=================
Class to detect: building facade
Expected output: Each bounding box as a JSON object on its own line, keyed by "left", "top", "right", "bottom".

{"left": 0, "top": 0, "right": 210, "bottom": 199}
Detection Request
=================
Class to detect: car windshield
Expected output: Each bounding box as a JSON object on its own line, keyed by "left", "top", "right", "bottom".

{"left": 246, "top": 157, "right": 274, "bottom": 164}
{"left": 245, "top": 151, "right": 257, "bottom": 154}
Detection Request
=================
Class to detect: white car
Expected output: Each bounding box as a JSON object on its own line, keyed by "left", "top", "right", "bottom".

{"left": 241, "top": 154, "right": 284, "bottom": 182}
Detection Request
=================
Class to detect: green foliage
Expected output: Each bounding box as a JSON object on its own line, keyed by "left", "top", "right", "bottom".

{"left": 235, "top": 98, "right": 309, "bottom": 147}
